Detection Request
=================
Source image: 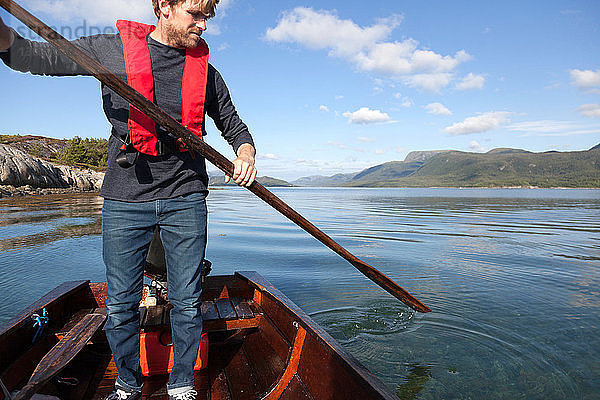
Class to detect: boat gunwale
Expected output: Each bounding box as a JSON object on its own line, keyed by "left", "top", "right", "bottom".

{"left": 236, "top": 271, "right": 398, "bottom": 400}
{"left": 0, "top": 280, "right": 90, "bottom": 337}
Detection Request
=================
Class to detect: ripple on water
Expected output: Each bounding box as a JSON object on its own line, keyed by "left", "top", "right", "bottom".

{"left": 412, "top": 312, "right": 580, "bottom": 399}
{"left": 310, "top": 301, "right": 416, "bottom": 343}
{"left": 311, "top": 299, "right": 580, "bottom": 399}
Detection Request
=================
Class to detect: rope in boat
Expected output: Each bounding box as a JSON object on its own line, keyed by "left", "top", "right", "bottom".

{"left": 31, "top": 308, "right": 49, "bottom": 343}
{"left": 0, "top": 309, "right": 50, "bottom": 400}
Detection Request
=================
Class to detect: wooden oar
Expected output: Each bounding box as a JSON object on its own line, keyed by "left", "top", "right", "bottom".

{"left": 12, "top": 309, "right": 107, "bottom": 400}
{"left": 0, "top": 0, "right": 431, "bottom": 313}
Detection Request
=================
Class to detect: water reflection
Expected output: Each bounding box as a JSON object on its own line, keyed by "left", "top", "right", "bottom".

{"left": 0, "top": 217, "right": 101, "bottom": 251}
{"left": 0, "top": 193, "right": 103, "bottom": 250}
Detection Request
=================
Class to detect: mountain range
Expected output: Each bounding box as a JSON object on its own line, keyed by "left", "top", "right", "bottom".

{"left": 287, "top": 145, "right": 600, "bottom": 188}
{"left": 3, "top": 135, "right": 598, "bottom": 188}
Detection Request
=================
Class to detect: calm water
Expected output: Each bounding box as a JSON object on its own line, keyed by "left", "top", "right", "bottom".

{"left": 0, "top": 188, "right": 599, "bottom": 400}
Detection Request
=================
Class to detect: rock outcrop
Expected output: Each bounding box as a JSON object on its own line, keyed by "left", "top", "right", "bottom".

{"left": 403, "top": 150, "right": 450, "bottom": 163}
{"left": 0, "top": 144, "right": 104, "bottom": 196}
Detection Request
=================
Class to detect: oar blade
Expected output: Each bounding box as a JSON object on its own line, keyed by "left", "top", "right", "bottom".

{"left": 351, "top": 259, "right": 431, "bottom": 313}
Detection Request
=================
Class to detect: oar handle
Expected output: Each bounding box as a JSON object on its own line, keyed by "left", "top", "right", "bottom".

{"left": 0, "top": 0, "right": 431, "bottom": 313}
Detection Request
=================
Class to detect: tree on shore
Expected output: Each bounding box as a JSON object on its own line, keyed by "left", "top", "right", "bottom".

{"left": 59, "top": 136, "right": 107, "bottom": 169}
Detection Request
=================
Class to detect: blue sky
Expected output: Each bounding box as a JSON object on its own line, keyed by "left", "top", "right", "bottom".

{"left": 1, "top": 0, "right": 599, "bottom": 180}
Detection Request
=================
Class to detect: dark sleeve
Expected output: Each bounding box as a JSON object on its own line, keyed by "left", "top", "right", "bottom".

{"left": 0, "top": 27, "right": 100, "bottom": 76}
{"left": 205, "top": 64, "right": 255, "bottom": 154}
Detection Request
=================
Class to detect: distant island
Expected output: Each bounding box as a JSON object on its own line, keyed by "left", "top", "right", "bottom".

{"left": 1, "top": 134, "right": 599, "bottom": 191}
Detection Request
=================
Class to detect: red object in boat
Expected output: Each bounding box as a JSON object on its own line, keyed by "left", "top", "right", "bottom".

{"left": 140, "top": 330, "right": 208, "bottom": 376}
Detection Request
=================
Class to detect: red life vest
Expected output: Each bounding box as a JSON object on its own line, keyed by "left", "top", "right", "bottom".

{"left": 116, "top": 20, "right": 209, "bottom": 155}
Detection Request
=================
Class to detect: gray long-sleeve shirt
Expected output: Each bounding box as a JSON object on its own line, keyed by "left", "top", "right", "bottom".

{"left": 1, "top": 29, "right": 254, "bottom": 201}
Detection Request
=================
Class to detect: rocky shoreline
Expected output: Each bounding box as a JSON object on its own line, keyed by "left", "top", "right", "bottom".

{"left": 0, "top": 143, "right": 104, "bottom": 198}
{"left": 0, "top": 184, "right": 100, "bottom": 198}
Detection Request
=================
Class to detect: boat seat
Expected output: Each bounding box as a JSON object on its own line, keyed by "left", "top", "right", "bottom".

{"left": 140, "top": 297, "right": 261, "bottom": 332}
{"left": 54, "top": 308, "right": 105, "bottom": 341}
{"left": 55, "top": 298, "right": 260, "bottom": 339}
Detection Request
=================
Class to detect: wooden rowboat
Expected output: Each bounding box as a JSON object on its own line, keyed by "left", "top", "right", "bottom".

{"left": 0, "top": 271, "right": 397, "bottom": 399}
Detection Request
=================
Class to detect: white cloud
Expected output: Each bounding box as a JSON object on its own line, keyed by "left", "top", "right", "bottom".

{"left": 325, "top": 140, "right": 370, "bottom": 153}
{"left": 425, "top": 102, "right": 452, "bottom": 115}
{"left": 401, "top": 98, "right": 413, "bottom": 108}
{"left": 293, "top": 158, "right": 373, "bottom": 175}
{"left": 335, "top": 95, "right": 345, "bottom": 100}
{"left": 444, "top": 112, "right": 511, "bottom": 135}
{"left": 24, "top": 0, "right": 156, "bottom": 25}
{"left": 23, "top": 0, "right": 234, "bottom": 32}
{"left": 455, "top": 73, "right": 485, "bottom": 90}
{"left": 393, "top": 93, "right": 413, "bottom": 107}
{"left": 375, "top": 149, "right": 385, "bottom": 154}
{"left": 217, "top": 0, "right": 234, "bottom": 10}
{"left": 507, "top": 120, "right": 600, "bottom": 136}
{"left": 509, "top": 120, "right": 580, "bottom": 133}
{"left": 570, "top": 69, "right": 600, "bottom": 91}
{"left": 265, "top": 8, "right": 471, "bottom": 91}
{"left": 257, "top": 153, "right": 279, "bottom": 160}
{"left": 469, "top": 140, "right": 485, "bottom": 152}
{"left": 319, "top": 105, "right": 330, "bottom": 112}
{"left": 577, "top": 104, "right": 600, "bottom": 118}
{"left": 404, "top": 73, "right": 454, "bottom": 93}
{"left": 357, "top": 136, "right": 375, "bottom": 143}
{"left": 204, "top": 0, "right": 234, "bottom": 36}
{"left": 326, "top": 140, "right": 348, "bottom": 150}
{"left": 343, "top": 107, "right": 391, "bottom": 124}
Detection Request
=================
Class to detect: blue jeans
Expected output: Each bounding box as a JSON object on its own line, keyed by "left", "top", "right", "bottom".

{"left": 102, "top": 192, "right": 208, "bottom": 393}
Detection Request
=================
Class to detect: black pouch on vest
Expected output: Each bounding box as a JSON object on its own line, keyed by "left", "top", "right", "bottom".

{"left": 116, "top": 142, "right": 139, "bottom": 168}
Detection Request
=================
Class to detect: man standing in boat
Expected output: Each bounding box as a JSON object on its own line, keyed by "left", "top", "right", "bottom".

{"left": 0, "top": 1, "right": 256, "bottom": 399}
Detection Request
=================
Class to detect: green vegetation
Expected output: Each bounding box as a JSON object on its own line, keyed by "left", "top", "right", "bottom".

{"left": 0, "top": 134, "right": 108, "bottom": 171}
{"left": 0, "top": 134, "right": 24, "bottom": 144}
{"left": 352, "top": 161, "right": 423, "bottom": 181}
{"left": 345, "top": 147, "right": 600, "bottom": 188}
{"left": 58, "top": 136, "right": 108, "bottom": 169}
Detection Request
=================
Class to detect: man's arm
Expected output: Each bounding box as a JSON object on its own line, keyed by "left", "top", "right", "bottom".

{"left": 0, "top": 15, "right": 96, "bottom": 75}
{"left": 206, "top": 65, "right": 258, "bottom": 187}
{"left": 0, "top": 16, "right": 14, "bottom": 50}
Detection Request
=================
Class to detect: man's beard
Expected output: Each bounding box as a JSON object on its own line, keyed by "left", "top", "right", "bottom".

{"left": 163, "top": 22, "right": 201, "bottom": 48}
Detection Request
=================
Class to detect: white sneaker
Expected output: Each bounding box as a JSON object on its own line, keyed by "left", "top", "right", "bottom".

{"left": 105, "top": 388, "right": 142, "bottom": 400}
{"left": 169, "top": 389, "right": 197, "bottom": 400}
